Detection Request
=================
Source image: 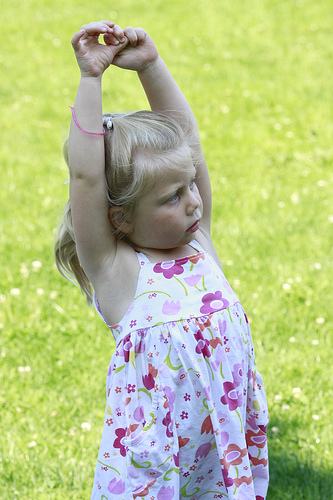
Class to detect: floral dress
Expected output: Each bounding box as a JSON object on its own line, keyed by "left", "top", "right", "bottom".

{"left": 91, "top": 241, "right": 269, "bottom": 500}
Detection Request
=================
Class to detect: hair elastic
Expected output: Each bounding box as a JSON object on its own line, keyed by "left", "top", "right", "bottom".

{"left": 69, "top": 106, "right": 106, "bottom": 136}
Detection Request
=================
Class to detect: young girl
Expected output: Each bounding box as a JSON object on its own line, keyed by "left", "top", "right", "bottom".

{"left": 55, "top": 20, "right": 269, "bottom": 500}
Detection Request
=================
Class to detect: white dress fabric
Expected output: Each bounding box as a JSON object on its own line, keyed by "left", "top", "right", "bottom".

{"left": 91, "top": 242, "right": 269, "bottom": 500}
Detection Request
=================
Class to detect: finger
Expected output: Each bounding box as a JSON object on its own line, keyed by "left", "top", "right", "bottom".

{"left": 103, "top": 33, "right": 122, "bottom": 46}
{"left": 81, "top": 21, "right": 115, "bottom": 38}
{"left": 123, "top": 26, "right": 138, "bottom": 46}
{"left": 111, "top": 24, "right": 126, "bottom": 43}
{"left": 135, "top": 28, "right": 148, "bottom": 43}
{"left": 71, "top": 29, "right": 85, "bottom": 49}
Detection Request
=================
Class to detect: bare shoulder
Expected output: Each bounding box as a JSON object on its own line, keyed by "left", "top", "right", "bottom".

{"left": 91, "top": 240, "right": 141, "bottom": 326}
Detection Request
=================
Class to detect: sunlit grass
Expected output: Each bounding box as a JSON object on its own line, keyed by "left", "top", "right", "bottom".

{"left": 0, "top": 0, "right": 332, "bottom": 498}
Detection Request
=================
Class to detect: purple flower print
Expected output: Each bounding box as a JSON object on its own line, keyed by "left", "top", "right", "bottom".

{"left": 157, "top": 485, "right": 175, "bottom": 500}
{"left": 184, "top": 274, "right": 202, "bottom": 286}
{"left": 113, "top": 427, "right": 127, "bottom": 457}
{"left": 107, "top": 478, "right": 125, "bottom": 494}
{"left": 173, "top": 451, "right": 179, "bottom": 467}
{"left": 195, "top": 442, "right": 211, "bottom": 459}
{"left": 130, "top": 319, "right": 137, "bottom": 328}
{"left": 162, "top": 300, "right": 181, "bottom": 316}
{"left": 143, "top": 372, "right": 155, "bottom": 390}
{"left": 194, "top": 330, "right": 211, "bottom": 358}
{"left": 221, "top": 381, "right": 242, "bottom": 411}
{"left": 200, "top": 291, "right": 230, "bottom": 314}
{"left": 133, "top": 405, "right": 145, "bottom": 422}
{"left": 211, "top": 344, "right": 227, "bottom": 371}
{"left": 232, "top": 361, "right": 244, "bottom": 387}
{"left": 153, "top": 260, "right": 187, "bottom": 279}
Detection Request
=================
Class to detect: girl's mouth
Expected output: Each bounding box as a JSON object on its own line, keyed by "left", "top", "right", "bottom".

{"left": 186, "top": 220, "right": 200, "bottom": 233}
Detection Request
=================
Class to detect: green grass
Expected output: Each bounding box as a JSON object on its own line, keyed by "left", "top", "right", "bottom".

{"left": 0, "top": 0, "right": 332, "bottom": 498}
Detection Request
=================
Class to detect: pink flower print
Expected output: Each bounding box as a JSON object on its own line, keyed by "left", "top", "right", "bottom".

{"left": 196, "top": 476, "right": 205, "bottom": 483}
{"left": 200, "top": 291, "right": 230, "bottom": 314}
{"left": 180, "top": 411, "right": 188, "bottom": 420}
{"left": 163, "top": 386, "right": 176, "bottom": 412}
{"left": 194, "top": 330, "right": 211, "bottom": 358}
{"left": 195, "top": 442, "right": 212, "bottom": 459}
{"left": 130, "top": 319, "right": 137, "bottom": 328}
{"left": 120, "top": 334, "right": 133, "bottom": 363}
{"left": 157, "top": 485, "right": 175, "bottom": 500}
{"left": 162, "top": 410, "right": 173, "bottom": 438}
{"left": 143, "top": 372, "right": 155, "bottom": 390}
{"left": 184, "top": 393, "right": 191, "bottom": 401}
{"left": 147, "top": 278, "right": 154, "bottom": 284}
{"left": 184, "top": 274, "right": 202, "bottom": 287}
{"left": 135, "top": 339, "right": 146, "bottom": 354}
{"left": 222, "top": 468, "right": 234, "bottom": 488}
{"left": 173, "top": 451, "right": 179, "bottom": 467}
{"left": 107, "top": 478, "right": 126, "bottom": 494}
{"left": 127, "top": 383, "right": 136, "bottom": 393}
{"left": 153, "top": 260, "right": 187, "bottom": 279}
{"left": 147, "top": 315, "right": 153, "bottom": 322}
{"left": 106, "top": 418, "right": 113, "bottom": 426}
{"left": 162, "top": 300, "right": 181, "bottom": 316}
{"left": 232, "top": 361, "right": 244, "bottom": 387}
{"left": 140, "top": 450, "right": 149, "bottom": 459}
{"left": 113, "top": 427, "right": 127, "bottom": 457}
{"left": 221, "top": 381, "right": 242, "bottom": 411}
{"left": 220, "top": 443, "right": 247, "bottom": 470}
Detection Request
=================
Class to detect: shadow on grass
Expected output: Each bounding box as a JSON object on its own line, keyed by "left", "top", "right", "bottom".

{"left": 268, "top": 452, "right": 333, "bottom": 499}
{"left": 267, "top": 416, "right": 332, "bottom": 499}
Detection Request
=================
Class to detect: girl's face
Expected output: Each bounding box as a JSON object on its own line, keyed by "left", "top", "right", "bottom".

{"left": 127, "top": 161, "right": 202, "bottom": 253}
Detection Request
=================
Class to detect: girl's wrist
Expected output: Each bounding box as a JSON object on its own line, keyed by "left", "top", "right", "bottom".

{"left": 137, "top": 55, "right": 161, "bottom": 76}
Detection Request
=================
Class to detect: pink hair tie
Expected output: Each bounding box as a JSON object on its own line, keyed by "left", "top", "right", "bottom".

{"left": 69, "top": 106, "right": 105, "bottom": 136}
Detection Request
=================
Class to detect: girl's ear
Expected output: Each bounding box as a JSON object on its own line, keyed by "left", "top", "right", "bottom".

{"left": 108, "top": 206, "right": 133, "bottom": 234}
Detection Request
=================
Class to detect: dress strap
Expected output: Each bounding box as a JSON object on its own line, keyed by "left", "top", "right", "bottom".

{"left": 189, "top": 239, "right": 205, "bottom": 253}
{"left": 135, "top": 250, "right": 150, "bottom": 265}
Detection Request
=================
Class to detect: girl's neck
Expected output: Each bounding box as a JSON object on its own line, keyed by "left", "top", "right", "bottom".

{"left": 132, "top": 243, "right": 199, "bottom": 263}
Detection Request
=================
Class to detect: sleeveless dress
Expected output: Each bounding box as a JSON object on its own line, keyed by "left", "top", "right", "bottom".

{"left": 90, "top": 242, "right": 269, "bottom": 500}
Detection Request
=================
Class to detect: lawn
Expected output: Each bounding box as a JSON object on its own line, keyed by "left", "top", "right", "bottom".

{"left": 0, "top": 0, "right": 332, "bottom": 498}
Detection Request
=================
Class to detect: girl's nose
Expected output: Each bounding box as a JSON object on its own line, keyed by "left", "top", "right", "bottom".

{"left": 186, "top": 189, "right": 200, "bottom": 215}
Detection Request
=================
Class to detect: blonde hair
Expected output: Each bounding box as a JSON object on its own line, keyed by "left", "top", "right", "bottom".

{"left": 55, "top": 110, "right": 194, "bottom": 304}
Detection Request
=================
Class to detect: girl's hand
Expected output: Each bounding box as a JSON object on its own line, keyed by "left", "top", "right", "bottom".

{"left": 71, "top": 21, "right": 128, "bottom": 78}
{"left": 106, "top": 27, "right": 159, "bottom": 72}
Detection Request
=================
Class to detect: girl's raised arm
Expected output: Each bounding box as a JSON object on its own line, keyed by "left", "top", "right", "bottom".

{"left": 110, "top": 27, "right": 212, "bottom": 233}
{"left": 68, "top": 22, "right": 127, "bottom": 280}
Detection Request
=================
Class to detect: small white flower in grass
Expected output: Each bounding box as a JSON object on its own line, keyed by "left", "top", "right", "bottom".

{"left": 28, "top": 441, "right": 37, "bottom": 448}
{"left": 314, "top": 262, "right": 322, "bottom": 270}
{"left": 289, "top": 336, "right": 296, "bottom": 343}
{"left": 305, "top": 300, "right": 311, "bottom": 307}
{"left": 220, "top": 105, "right": 230, "bottom": 114}
{"left": 32, "top": 260, "right": 42, "bottom": 272}
{"left": 316, "top": 317, "right": 325, "bottom": 325}
{"left": 292, "top": 388, "right": 301, "bottom": 398}
{"left": 10, "top": 288, "right": 20, "bottom": 296}
{"left": 283, "top": 283, "right": 291, "bottom": 291}
{"left": 277, "top": 201, "right": 285, "bottom": 208}
{"left": 20, "top": 263, "right": 30, "bottom": 278}
{"left": 317, "top": 180, "right": 326, "bottom": 187}
{"left": 271, "top": 426, "right": 279, "bottom": 435}
{"left": 281, "top": 404, "right": 290, "bottom": 411}
{"left": 291, "top": 193, "right": 300, "bottom": 204}
{"left": 81, "top": 422, "right": 91, "bottom": 432}
{"left": 295, "top": 276, "right": 302, "bottom": 283}
{"left": 18, "top": 366, "right": 31, "bottom": 373}
{"left": 273, "top": 123, "right": 282, "bottom": 130}
{"left": 316, "top": 438, "right": 320, "bottom": 444}
{"left": 312, "top": 414, "right": 319, "bottom": 421}
{"left": 275, "top": 394, "right": 282, "bottom": 401}
{"left": 226, "top": 260, "right": 234, "bottom": 266}
{"left": 312, "top": 339, "right": 319, "bottom": 345}
{"left": 328, "top": 215, "right": 333, "bottom": 223}
{"left": 233, "top": 279, "right": 241, "bottom": 287}
{"left": 0, "top": 294, "right": 6, "bottom": 303}
{"left": 36, "top": 288, "right": 44, "bottom": 295}
{"left": 50, "top": 291, "right": 58, "bottom": 299}
{"left": 16, "top": 407, "right": 22, "bottom": 413}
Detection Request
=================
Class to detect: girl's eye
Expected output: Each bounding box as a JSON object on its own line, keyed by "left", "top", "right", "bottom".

{"left": 190, "top": 177, "right": 196, "bottom": 188}
{"left": 168, "top": 193, "right": 179, "bottom": 203}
